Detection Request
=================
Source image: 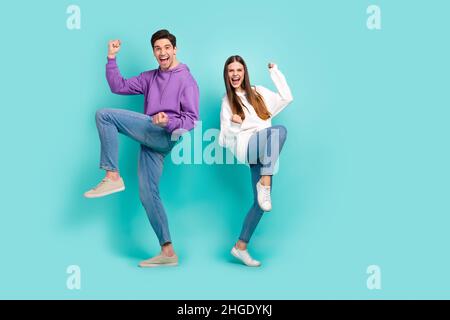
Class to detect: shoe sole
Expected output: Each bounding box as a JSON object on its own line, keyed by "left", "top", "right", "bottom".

{"left": 259, "top": 204, "right": 272, "bottom": 212}
{"left": 138, "top": 262, "right": 179, "bottom": 268}
{"left": 231, "top": 249, "right": 261, "bottom": 267}
{"left": 84, "top": 186, "right": 125, "bottom": 199}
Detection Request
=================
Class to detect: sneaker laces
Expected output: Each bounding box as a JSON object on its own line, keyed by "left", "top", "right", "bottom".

{"left": 241, "top": 250, "right": 258, "bottom": 264}
{"left": 94, "top": 178, "right": 110, "bottom": 190}
{"left": 260, "top": 184, "right": 271, "bottom": 203}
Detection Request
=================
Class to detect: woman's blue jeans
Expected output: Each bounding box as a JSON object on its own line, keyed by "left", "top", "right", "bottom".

{"left": 239, "top": 125, "right": 288, "bottom": 244}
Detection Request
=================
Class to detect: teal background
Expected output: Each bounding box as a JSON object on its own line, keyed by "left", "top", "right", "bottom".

{"left": 1, "top": 0, "right": 449, "bottom": 299}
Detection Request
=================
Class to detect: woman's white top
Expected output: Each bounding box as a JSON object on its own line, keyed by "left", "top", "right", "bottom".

{"left": 219, "top": 65, "right": 294, "bottom": 163}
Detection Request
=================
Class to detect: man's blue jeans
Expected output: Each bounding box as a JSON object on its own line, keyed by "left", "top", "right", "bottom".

{"left": 95, "top": 108, "right": 178, "bottom": 246}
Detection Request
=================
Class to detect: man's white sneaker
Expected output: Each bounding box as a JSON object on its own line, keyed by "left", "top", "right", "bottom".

{"left": 256, "top": 181, "right": 272, "bottom": 212}
{"left": 231, "top": 247, "right": 261, "bottom": 267}
{"left": 84, "top": 177, "right": 125, "bottom": 198}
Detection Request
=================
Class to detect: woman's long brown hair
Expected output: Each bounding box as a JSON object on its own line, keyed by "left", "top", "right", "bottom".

{"left": 223, "top": 55, "right": 271, "bottom": 121}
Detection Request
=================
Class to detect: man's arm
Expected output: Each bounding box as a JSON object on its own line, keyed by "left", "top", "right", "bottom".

{"left": 164, "top": 84, "right": 200, "bottom": 133}
{"left": 105, "top": 40, "right": 146, "bottom": 95}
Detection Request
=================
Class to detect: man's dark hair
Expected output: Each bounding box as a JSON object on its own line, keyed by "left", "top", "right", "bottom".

{"left": 151, "top": 29, "right": 177, "bottom": 48}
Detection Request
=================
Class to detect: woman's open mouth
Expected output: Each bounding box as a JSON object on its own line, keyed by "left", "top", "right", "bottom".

{"left": 231, "top": 77, "right": 241, "bottom": 86}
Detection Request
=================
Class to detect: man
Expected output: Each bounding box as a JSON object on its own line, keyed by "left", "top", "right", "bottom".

{"left": 84, "top": 30, "right": 200, "bottom": 268}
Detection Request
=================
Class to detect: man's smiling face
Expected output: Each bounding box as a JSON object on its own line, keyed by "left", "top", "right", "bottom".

{"left": 153, "top": 38, "right": 177, "bottom": 71}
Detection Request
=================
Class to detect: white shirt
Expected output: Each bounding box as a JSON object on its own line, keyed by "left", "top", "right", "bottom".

{"left": 219, "top": 65, "right": 294, "bottom": 163}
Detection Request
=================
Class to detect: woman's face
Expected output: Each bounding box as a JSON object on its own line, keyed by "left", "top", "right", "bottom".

{"left": 227, "top": 61, "right": 245, "bottom": 90}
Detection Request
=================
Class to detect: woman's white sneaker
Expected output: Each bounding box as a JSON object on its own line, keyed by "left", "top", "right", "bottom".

{"left": 256, "top": 181, "right": 272, "bottom": 212}
{"left": 231, "top": 247, "right": 261, "bottom": 267}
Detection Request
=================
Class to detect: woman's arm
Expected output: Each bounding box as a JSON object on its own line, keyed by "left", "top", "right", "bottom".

{"left": 258, "top": 64, "right": 294, "bottom": 118}
{"left": 219, "top": 97, "right": 242, "bottom": 148}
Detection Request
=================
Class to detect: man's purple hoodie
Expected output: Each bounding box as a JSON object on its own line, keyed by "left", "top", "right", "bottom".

{"left": 106, "top": 57, "right": 200, "bottom": 133}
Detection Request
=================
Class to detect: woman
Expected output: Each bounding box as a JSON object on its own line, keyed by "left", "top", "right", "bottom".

{"left": 219, "top": 55, "right": 294, "bottom": 267}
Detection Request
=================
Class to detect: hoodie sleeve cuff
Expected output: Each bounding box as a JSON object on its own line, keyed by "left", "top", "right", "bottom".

{"left": 229, "top": 121, "right": 242, "bottom": 134}
{"left": 107, "top": 57, "right": 117, "bottom": 65}
{"left": 269, "top": 64, "right": 279, "bottom": 74}
{"left": 164, "top": 116, "right": 176, "bottom": 133}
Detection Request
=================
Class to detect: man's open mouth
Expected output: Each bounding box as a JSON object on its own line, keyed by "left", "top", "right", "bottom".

{"left": 160, "top": 57, "right": 169, "bottom": 63}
